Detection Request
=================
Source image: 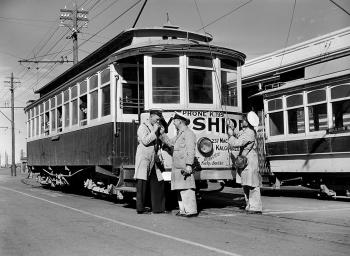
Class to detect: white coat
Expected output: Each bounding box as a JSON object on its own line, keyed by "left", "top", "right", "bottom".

{"left": 228, "top": 127, "right": 260, "bottom": 187}
{"left": 161, "top": 126, "right": 197, "bottom": 190}
{"left": 134, "top": 119, "right": 163, "bottom": 181}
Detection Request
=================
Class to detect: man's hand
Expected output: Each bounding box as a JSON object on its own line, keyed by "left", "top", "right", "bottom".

{"left": 227, "top": 127, "right": 234, "bottom": 137}
{"left": 153, "top": 123, "right": 160, "bottom": 132}
{"left": 159, "top": 126, "right": 165, "bottom": 135}
{"left": 185, "top": 165, "right": 192, "bottom": 174}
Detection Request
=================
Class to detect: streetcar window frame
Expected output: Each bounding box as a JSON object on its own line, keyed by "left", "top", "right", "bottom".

{"left": 100, "top": 68, "right": 111, "bottom": 117}
{"left": 119, "top": 63, "right": 145, "bottom": 115}
{"left": 187, "top": 55, "right": 214, "bottom": 105}
{"left": 44, "top": 100, "right": 50, "bottom": 135}
{"left": 221, "top": 59, "right": 238, "bottom": 107}
{"left": 151, "top": 54, "right": 180, "bottom": 105}
{"left": 307, "top": 89, "right": 328, "bottom": 133}
{"left": 286, "top": 93, "right": 305, "bottom": 135}
{"left": 63, "top": 88, "right": 70, "bottom": 128}
{"left": 71, "top": 85, "right": 78, "bottom": 126}
{"left": 266, "top": 97, "right": 285, "bottom": 137}
{"left": 79, "top": 79, "right": 88, "bottom": 126}
{"left": 330, "top": 84, "right": 350, "bottom": 130}
{"left": 89, "top": 74, "right": 99, "bottom": 120}
{"left": 50, "top": 97, "right": 56, "bottom": 133}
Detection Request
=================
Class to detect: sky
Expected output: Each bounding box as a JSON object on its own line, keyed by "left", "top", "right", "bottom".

{"left": 0, "top": 0, "right": 349, "bottom": 163}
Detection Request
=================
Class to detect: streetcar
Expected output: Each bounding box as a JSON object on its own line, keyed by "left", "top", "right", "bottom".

{"left": 24, "top": 24, "right": 246, "bottom": 198}
{"left": 243, "top": 26, "right": 350, "bottom": 196}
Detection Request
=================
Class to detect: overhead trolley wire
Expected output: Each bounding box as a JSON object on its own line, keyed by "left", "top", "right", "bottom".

{"left": 329, "top": 0, "right": 350, "bottom": 16}
{"left": 78, "top": 0, "right": 142, "bottom": 49}
{"left": 278, "top": 0, "right": 297, "bottom": 70}
{"left": 196, "top": 0, "right": 253, "bottom": 32}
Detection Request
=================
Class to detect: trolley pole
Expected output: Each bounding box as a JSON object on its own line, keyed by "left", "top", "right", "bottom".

{"left": 60, "top": 4, "right": 88, "bottom": 64}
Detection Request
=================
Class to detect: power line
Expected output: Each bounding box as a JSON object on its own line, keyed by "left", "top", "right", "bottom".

{"left": 279, "top": 0, "right": 297, "bottom": 69}
{"left": 329, "top": 0, "right": 350, "bottom": 16}
{"left": 78, "top": 0, "right": 142, "bottom": 49}
{"left": 196, "top": 0, "right": 253, "bottom": 32}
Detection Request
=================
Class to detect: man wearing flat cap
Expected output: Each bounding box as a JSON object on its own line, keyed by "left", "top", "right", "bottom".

{"left": 134, "top": 109, "right": 166, "bottom": 214}
{"left": 161, "top": 112, "right": 198, "bottom": 217}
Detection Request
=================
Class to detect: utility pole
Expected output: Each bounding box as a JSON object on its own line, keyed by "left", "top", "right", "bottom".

{"left": 4, "top": 72, "right": 20, "bottom": 176}
{"left": 60, "top": 4, "right": 88, "bottom": 64}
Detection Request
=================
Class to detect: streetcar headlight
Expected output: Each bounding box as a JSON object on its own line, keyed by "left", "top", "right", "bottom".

{"left": 197, "top": 137, "right": 213, "bottom": 157}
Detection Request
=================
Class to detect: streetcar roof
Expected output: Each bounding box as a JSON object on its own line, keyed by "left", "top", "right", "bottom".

{"left": 34, "top": 26, "right": 212, "bottom": 96}
{"left": 250, "top": 69, "right": 350, "bottom": 98}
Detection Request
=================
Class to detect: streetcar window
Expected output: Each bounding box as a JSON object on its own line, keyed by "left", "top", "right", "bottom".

{"left": 188, "top": 69, "right": 213, "bottom": 104}
{"left": 51, "top": 109, "right": 56, "bottom": 130}
{"left": 332, "top": 99, "right": 350, "bottom": 129}
{"left": 151, "top": 54, "right": 179, "bottom": 104}
{"left": 64, "top": 103, "right": 69, "bottom": 127}
{"left": 331, "top": 84, "right": 350, "bottom": 100}
{"left": 152, "top": 55, "right": 179, "bottom": 65}
{"left": 71, "top": 85, "right": 77, "bottom": 99}
{"left": 80, "top": 80, "right": 87, "bottom": 95}
{"left": 122, "top": 83, "right": 144, "bottom": 114}
{"left": 90, "top": 90, "right": 98, "bottom": 120}
{"left": 221, "top": 71, "right": 237, "bottom": 106}
{"left": 267, "top": 99, "right": 282, "bottom": 111}
{"left": 89, "top": 74, "right": 98, "bottom": 90}
{"left": 101, "top": 85, "right": 110, "bottom": 116}
{"left": 307, "top": 89, "right": 327, "bottom": 132}
{"left": 51, "top": 97, "right": 55, "bottom": 108}
{"left": 308, "top": 103, "right": 328, "bottom": 132}
{"left": 40, "top": 114, "right": 44, "bottom": 134}
{"left": 44, "top": 112, "right": 49, "bottom": 135}
{"left": 45, "top": 101, "right": 49, "bottom": 111}
{"left": 31, "top": 118, "right": 34, "bottom": 137}
{"left": 72, "top": 99, "right": 78, "bottom": 125}
{"left": 307, "top": 89, "right": 326, "bottom": 104}
{"left": 122, "top": 67, "right": 137, "bottom": 81}
{"left": 101, "top": 68, "right": 110, "bottom": 84}
{"left": 287, "top": 107, "right": 305, "bottom": 134}
{"left": 57, "top": 107, "right": 62, "bottom": 131}
{"left": 35, "top": 105, "right": 39, "bottom": 115}
{"left": 286, "top": 94, "right": 303, "bottom": 108}
{"left": 152, "top": 67, "right": 180, "bottom": 103}
{"left": 221, "top": 59, "right": 237, "bottom": 70}
{"left": 27, "top": 120, "right": 32, "bottom": 138}
{"left": 36, "top": 117, "right": 39, "bottom": 136}
{"left": 189, "top": 56, "right": 212, "bottom": 68}
{"left": 57, "top": 93, "right": 62, "bottom": 106}
{"left": 79, "top": 96, "right": 87, "bottom": 125}
{"left": 269, "top": 111, "right": 284, "bottom": 136}
{"left": 64, "top": 89, "right": 70, "bottom": 102}
{"left": 39, "top": 103, "right": 43, "bottom": 114}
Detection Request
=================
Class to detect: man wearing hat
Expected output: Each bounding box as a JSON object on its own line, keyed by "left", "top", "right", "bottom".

{"left": 227, "top": 111, "right": 263, "bottom": 214}
{"left": 161, "top": 112, "right": 198, "bottom": 217}
{"left": 134, "top": 109, "right": 166, "bottom": 214}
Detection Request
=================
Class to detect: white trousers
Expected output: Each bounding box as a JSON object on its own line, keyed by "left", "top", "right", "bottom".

{"left": 243, "top": 186, "right": 262, "bottom": 212}
{"left": 177, "top": 189, "right": 197, "bottom": 215}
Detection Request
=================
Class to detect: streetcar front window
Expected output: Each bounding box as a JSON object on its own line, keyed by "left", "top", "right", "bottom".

{"left": 221, "top": 71, "right": 237, "bottom": 106}
{"left": 188, "top": 56, "right": 213, "bottom": 104}
{"left": 188, "top": 69, "right": 213, "bottom": 104}
{"left": 152, "top": 54, "right": 180, "bottom": 104}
